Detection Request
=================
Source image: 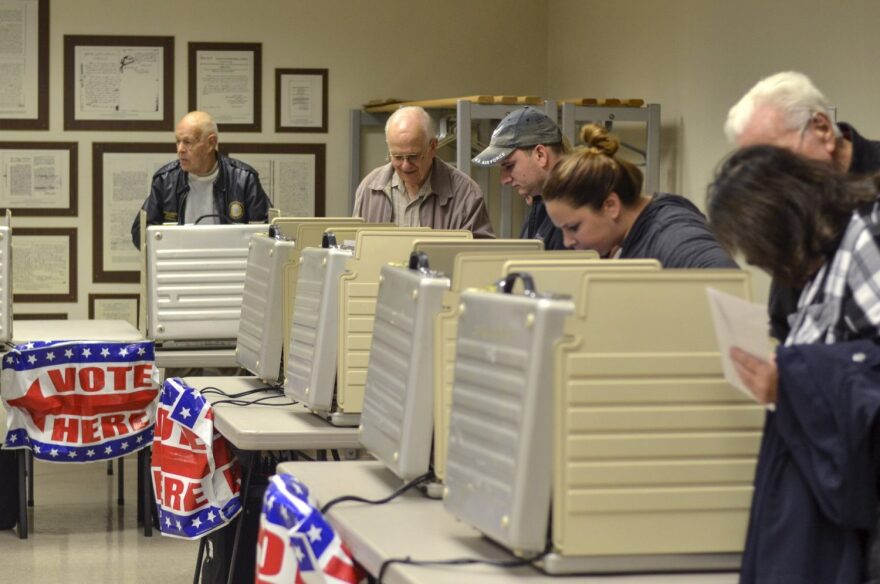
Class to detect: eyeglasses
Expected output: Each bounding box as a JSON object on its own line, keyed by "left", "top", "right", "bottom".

{"left": 794, "top": 114, "right": 817, "bottom": 150}
{"left": 386, "top": 151, "right": 425, "bottom": 164}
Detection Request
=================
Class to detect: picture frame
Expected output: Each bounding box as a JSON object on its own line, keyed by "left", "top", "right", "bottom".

{"left": 89, "top": 293, "right": 139, "bottom": 329}
{"left": 14, "top": 313, "right": 68, "bottom": 321}
{"left": 189, "top": 42, "right": 261, "bottom": 132}
{"left": 222, "top": 143, "right": 326, "bottom": 216}
{"left": 275, "top": 68, "right": 328, "bottom": 133}
{"left": 0, "top": 142, "right": 77, "bottom": 216}
{"left": 64, "top": 34, "right": 174, "bottom": 131}
{"left": 12, "top": 227, "right": 77, "bottom": 303}
{"left": 0, "top": 0, "right": 49, "bottom": 130}
{"left": 92, "top": 142, "right": 176, "bottom": 283}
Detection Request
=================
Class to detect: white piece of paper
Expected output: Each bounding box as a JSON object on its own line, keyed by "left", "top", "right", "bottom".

{"left": 706, "top": 287, "right": 773, "bottom": 405}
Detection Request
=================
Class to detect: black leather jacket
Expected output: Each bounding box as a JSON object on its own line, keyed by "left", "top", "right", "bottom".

{"left": 130, "top": 152, "right": 271, "bottom": 249}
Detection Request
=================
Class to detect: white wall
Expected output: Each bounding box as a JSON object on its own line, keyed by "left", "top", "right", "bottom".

{"left": 6, "top": 0, "right": 549, "bottom": 319}
{"left": 547, "top": 0, "right": 880, "bottom": 301}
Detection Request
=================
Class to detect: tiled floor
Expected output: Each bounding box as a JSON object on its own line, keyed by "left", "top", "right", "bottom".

{"left": 0, "top": 455, "right": 200, "bottom": 583}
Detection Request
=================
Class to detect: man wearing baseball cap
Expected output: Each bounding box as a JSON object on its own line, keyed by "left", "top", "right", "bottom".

{"left": 472, "top": 107, "right": 570, "bottom": 250}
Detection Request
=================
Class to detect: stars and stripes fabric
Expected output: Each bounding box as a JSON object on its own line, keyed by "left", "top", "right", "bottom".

{"left": 1, "top": 340, "right": 158, "bottom": 463}
{"left": 152, "top": 377, "right": 241, "bottom": 539}
{"left": 256, "top": 473, "right": 365, "bottom": 584}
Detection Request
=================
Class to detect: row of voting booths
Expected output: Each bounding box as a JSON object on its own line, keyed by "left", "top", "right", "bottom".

{"left": 137, "top": 212, "right": 765, "bottom": 576}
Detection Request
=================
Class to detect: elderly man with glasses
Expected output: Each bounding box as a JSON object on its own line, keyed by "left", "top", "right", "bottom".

{"left": 725, "top": 71, "right": 880, "bottom": 341}
{"left": 130, "top": 110, "right": 271, "bottom": 249}
{"left": 352, "top": 106, "right": 494, "bottom": 238}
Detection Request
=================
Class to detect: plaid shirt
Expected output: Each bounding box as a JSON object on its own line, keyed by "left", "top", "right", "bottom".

{"left": 787, "top": 200, "right": 880, "bottom": 346}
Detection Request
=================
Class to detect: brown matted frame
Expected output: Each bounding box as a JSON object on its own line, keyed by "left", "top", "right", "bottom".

{"left": 88, "top": 293, "right": 140, "bottom": 328}
{"left": 0, "top": 0, "right": 49, "bottom": 130}
{"left": 0, "top": 141, "right": 77, "bottom": 216}
{"left": 14, "top": 313, "right": 68, "bottom": 320}
{"left": 92, "top": 142, "right": 176, "bottom": 284}
{"left": 221, "top": 142, "right": 326, "bottom": 216}
{"left": 275, "top": 68, "right": 328, "bottom": 133}
{"left": 188, "top": 42, "right": 262, "bottom": 133}
{"left": 63, "top": 34, "right": 175, "bottom": 131}
{"left": 12, "top": 227, "right": 77, "bottom": 303}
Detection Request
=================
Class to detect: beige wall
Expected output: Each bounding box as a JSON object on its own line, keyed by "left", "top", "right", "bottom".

{"left": 14, "top": 0, "right": 880, "bottom": 317}
{"left": 7, "top": 0, "right": 549, "bottom": 319}
{"left": 547, "top": 0, "right": 880, "bottom": 300}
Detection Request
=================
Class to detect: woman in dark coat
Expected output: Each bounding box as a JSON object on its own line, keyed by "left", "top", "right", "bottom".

{"left": 707, "top": 144, "right": 880, "bottom": 584}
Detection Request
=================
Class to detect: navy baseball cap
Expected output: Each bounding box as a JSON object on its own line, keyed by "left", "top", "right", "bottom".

{"left": 472, "top": 107, "right": 563, "bottom": 166}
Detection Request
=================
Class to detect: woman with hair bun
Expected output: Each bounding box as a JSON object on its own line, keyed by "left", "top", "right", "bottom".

{"left": 542, "top": 124, "right": 736, "bottom": 268}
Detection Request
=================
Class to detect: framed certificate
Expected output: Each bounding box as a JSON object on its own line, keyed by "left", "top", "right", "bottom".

{"left": 92, "top": 142, "right": 176, "bottom": 283}
{"left": 0, "top": 142, "right": 76, "bottom": 216}
{"left": 89, "top": 293, "right": 139, "bottom": 329}
{"left": 189, "top": 42, "right": 261, "bottom": 132}
{"left": 64, "top": 34, "right": 174, "bottom": 131}
{"left": 0, "top": 0, "right": 49, "bottom": 130}
{"left": 275, "top": 68, "right": 328, "bottom": 133}
{"left": 12, "top": 227, "right": 77, "bottom": 303}
{"left": 222, "top": 143, "right": 326, "bottom": 216}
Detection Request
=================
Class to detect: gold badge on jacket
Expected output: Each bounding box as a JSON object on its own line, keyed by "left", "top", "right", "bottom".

{"left": 163, "top": 211, "right": 178, "bottom": 222}
{"left": 228, "top": 201, "right": 244, "bottom": 220}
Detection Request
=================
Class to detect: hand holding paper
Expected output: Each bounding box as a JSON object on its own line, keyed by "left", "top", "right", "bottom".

{"left": 706, "top": 287, "right": 776, "bottom": 408}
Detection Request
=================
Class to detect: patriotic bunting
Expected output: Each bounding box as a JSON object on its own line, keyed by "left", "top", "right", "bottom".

{"left": 256, "top": 473, "right": 364, "bottom": 584}
{"left": 152, "top": 377, "right": 242, "bottom": 539}
{"left": 1, "top": 340, "right": 159, "bottom": 463}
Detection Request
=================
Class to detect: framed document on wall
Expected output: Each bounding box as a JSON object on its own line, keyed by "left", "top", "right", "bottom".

{"left": 0, "top": 0, "right": 49, "bottom": 130}
{"left": 275, "top": 68, "right": 328, "bottom": 133}
{"left": 92, "top": 142, "right": 176, "bottom": 283}
{"left": 0, "top": 142, "right": 77, "bottom": 216}
{"left": 89, "top": 293, "right": 139, "bottom": 329}
{"left": 64, "top": 35, "right": 174, "bottom": 131}
{"left": 222, "top": 143, "right": 325, "bottom": 216}
{"left": 189, "top": 42, "right": 261, "bottom": 132}
{"left": 12, "top": 227, "right": 77, "bottom": 303}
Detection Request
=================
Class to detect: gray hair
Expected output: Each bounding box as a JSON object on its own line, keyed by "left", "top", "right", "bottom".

{"left": 385, "top": 106, "right": 436, "bottom": 144}
{"left": 725, "top": 71, "right": 839, "bottom": 143}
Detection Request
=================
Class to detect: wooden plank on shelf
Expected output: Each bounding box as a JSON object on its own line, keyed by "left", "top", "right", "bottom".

{"left": 560, "top": 98, "right": 646, "bottom": 107}
{"left": 364, "top": 95, "right": 496, "bottom": 113}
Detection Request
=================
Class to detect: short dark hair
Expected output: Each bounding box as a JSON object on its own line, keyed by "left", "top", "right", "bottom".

{"left": 542, "top": 124, "right": 643, "bottom": 210}
{"left": 706, "top": 145, "right": 877, "bottom": 287}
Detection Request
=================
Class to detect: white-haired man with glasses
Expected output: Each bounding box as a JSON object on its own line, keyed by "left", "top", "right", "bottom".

{"left": 726, "top": 71, "right": 880, "bottom": 342}
{"left": 130, "top": 110, "right": 271, "bottom": 249}
{"left": 352, "top": 106, "right": 494, "bottom": 238}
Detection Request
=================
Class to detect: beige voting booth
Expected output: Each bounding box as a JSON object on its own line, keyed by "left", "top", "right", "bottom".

{"left": 357, "top": 240, "right": 545, "bottom": 484}
{"left": 286, "top": 228, "right": 471, "bottom": 425}
{"left": 432, "top": 251, "right": 604, "bottom": 480}
{"left": 444, "top": 268, "right": 765, "bottom": 574}
{"left": 236, "top": 217, "right": 369, "bottom": 381}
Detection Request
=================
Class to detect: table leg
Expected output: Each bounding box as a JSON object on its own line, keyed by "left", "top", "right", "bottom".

{"left": 141, "top": 447, "right": 153, "bottom": 537}
{"left": 226, "top": 451, "right": 255, "bottom": 584}
{"left": 117, "top": 458, "right": 125, "bottom": 506}
{"left": 17, "top": 451, "right": 27, "bottom": 539}
{"left": 193, "top": 537, "right": 207, "bottom": 584}
{"left": 26, "top": 451, "right": 34, "bottom": 506}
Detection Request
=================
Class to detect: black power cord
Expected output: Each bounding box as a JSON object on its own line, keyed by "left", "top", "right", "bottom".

{"left": 319, "top": 471, "right": 434, "bottom": 514}
{"left": 377, "top": 548, "right": 550, "bottom": 582}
